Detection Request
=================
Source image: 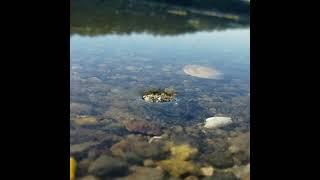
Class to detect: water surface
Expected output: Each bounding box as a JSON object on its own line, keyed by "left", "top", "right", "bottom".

{"left": 70, "top": 0, "right": 250, "bottom": 179}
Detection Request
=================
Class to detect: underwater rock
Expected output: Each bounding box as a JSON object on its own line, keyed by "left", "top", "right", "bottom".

{"left": 207, "top": 152, "right": 234, "bottom": 169}
{"left": 208, "top": 171, "right": 238, "bottom": 180}
{"left": 86, "top": 77, "right": 102, "bottom": 83}
{"left": 228, "top": 132, "right": 250, "bottom": 154}
{"left": 70, "top": 128, "right": 103, "bottom": 144}
{"left": 79, "top": 175, "right": 100, "bottom": 180}
{"left": 183, "top": 65, "right": 222, "bottom": 79}
{"left": 205, "top": 138, "right": 229, "bottom": 153}
{"left": 110, "top": 136, "right": 167, "bottom": 161}
{"left": 185, "top": 176, "right": 199, "bottom": 180}
{"left": 142, "top": 88, "right": 176, "bottom": 103}
{"left": 204, "top": 117, "right": 232, "bottom": 129}
{"left": 226, "top": 164, "right": 250, "bottom": 180}
{"left": 70, "top": 141, "right": 98, "bottom": 155}
{"left": 70, "top": 103, "right": 92, "bottom": 115}
{"left": 101, "top": 119, "right": 128, "bottom": 136}
{"left": 142, "top": 93, "right": 175, "bottom": 102}
{"left": 143, "top": 159, "right": 156, "bottom": 167}
{"left": 171, "top": 125, "right": 184, "bottom": 133}
{"left": 88, "top": 155, "right": 128, "bottom": 177}
{"left": 116, "top": 166, "right": 164, "bottom": 180}
{"left": 200, "top": 166, "right": 215, "bottom": 177}
{"left": 73, "top": 116, "right": 98, "bottom": 126}
{"left": 70, "top": 157, "right": 76, "bottom": 180}
{"left": 77, "top": 158, "right": 94, "bottom": 177}
{"left": 228, "top": 132, "right": 250, "bottom": 165}
{"left": 123, "top": 119, "right": 162, "bottom": 136}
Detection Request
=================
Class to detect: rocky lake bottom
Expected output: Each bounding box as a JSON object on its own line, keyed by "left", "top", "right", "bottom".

{"left": 70, "top": 57, "right": 250, "bottom": 180}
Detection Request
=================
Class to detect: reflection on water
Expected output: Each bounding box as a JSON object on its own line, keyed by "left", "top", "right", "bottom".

{"left": 70, "top": 0, "right": 250, "bottom": 179}
{"left": 71, "top": 0, "right": 249, "bottom": 36}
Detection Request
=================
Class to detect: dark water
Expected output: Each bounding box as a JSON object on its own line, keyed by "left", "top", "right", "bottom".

{"left": 70, "top": 0, "right": 250, "bottom": 179}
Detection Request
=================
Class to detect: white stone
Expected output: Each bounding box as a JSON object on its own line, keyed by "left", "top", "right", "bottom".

{"left": 200, "top": 166, "right": 214, "bottom": 176}
{"left": 204, "top": 117, "right": 232, "bottom": 129}
{"left": 183, "top": 65, "right": 222, "bottom": 79}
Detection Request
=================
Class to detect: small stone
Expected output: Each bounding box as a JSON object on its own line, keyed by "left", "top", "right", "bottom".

{"left": 184, "top": 176, "right": 199, "bottom": 180}
{"left": 79, "top": 175, "right": 100, "bottom": 180}
{"left": 183, "top": 65, "right": 222, "bottom": 79}
{"left": 171, "top": 126, "right": 184, "bottom": 133}
{"left": 142, "top": 89, "right": 176, "bottom": 103}
{"left": 88, "top": 155, "right": 128, "bottom": 177}
{"left": 123, "top": 119, "right": 162, "bottom": 136}
{"left": 210, "top": 171, "right": 238, "bottom": 180}
{"left": 70, "top": 141, "right": 98, "bottom": 155}
{"left": 200, "top": 166, "right": 214, "bottom": 176}
{"left": 116, "top": 166, "right": 164, "bottom": 180}
{"left": 208, "top": 152, "right": 234, "bottom": 169}
{"left": 144, "top": 159, "right": 155, "bottom": 167}
{"left": 73, "top": 116, "right": 97, "bottom": 126}
{"left": 228, "top": 132, "right": 250, "bottom": 154}
{"left": 204, "top": 117, "right": 232, "bottom": 129}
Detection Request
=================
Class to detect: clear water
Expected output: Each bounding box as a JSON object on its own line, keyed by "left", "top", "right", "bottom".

{"left": 71, "top": 0, "right": 250, "bottom": 179}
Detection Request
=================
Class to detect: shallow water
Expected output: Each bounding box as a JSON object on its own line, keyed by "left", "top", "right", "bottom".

{"left": 71, "top": 0, "right": 250, "bottom": 179}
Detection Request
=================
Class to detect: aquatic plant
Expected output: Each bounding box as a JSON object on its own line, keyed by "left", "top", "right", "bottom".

{"left": 70, "top": 157, "right": 76, "bottom": 180}
{"left": 170, "top": 144, "right": 198, "bottom": 161}
{"left": 159, "top": 159, "right": 199, "bottom": 177}
{"left": 158, "top": 143, "right": 200, "bottom": 177}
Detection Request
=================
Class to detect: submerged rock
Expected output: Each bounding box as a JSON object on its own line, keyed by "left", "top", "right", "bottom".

{"left": 207, "top": 152, "right": 234, "bottom": 169}
{"left": 228, "top": 132, "right": 250, "bottom": 154}
{"left": 143, "top": 159, "right": 156, "bottom": 167}
{"left": 110, "top": 136, "right": 167, "bottom": 161}
{"left": 228, "top": 132, "right": 250, "bottom": 165}
{"left": 70, "top": 103, "right": 92, "bottom": 115}
{"left": 183, "top": 65, "right": 222, "bottom": 79}
{"left": 200, "top": 166, "right": 215, "bottom": 177}
{"left": 184, "top": 176, "right": 199, "bottom": 180}
{"left": 123, "top": 119, "right": 162, "bottom": 136}
{"left": 204, "top": 117, "right": 232, "bottom": 129}
{"left": 226, "top": 164, "right": 250, "bottom": 180}
{"left": 70, "top": 141, "right": 98, "bottom": 155}
{"left": 142, "top": 88, "right": 176, "bottom": 103}
{"left": 79, "top": 175, "right": 100, "bottom": 180}
{"left": 73, "top": 116, "right": 97, "bottom": 126}
{"left": 116, "top": 166, "right": 164, "bottom": 180}
{"left": 88, "top": 155, "right": 128, "bottom": 177}
{"left": 209, "top": 171, "right": 238, "bottom": 180}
